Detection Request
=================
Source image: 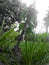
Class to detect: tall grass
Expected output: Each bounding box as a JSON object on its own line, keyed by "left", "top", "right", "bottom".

{"left": 20, "top": 41, "right": 49, "bottom": 65}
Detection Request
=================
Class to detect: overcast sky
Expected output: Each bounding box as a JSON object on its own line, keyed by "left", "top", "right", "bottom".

{"left": 21, "top": 0, "right": 49, "bottom": 33}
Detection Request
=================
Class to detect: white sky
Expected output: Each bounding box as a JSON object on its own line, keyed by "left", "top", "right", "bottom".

{"left": 21, "top": 0, "right": 49, "bottom": 33}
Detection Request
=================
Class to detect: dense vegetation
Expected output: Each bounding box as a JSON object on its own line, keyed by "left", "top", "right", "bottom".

{"left": 0, "top": 0, "right": 49, "bottom": 65}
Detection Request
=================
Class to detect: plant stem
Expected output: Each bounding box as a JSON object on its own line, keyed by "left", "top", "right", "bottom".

{"left": 25, "top": 33, "right": 28, "bottom": 65}
{"left": 0, "top": 18, "right": 5, "bottom": 33}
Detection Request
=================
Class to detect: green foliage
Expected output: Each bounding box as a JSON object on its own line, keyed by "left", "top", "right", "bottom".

{"left": 0, "top": 28, "right": 19, "bottom": 51}
{"left": 0, "top": 1, "right": 49, "bottom": 65}
{"left": 20, "top": 41, "right": 49, "bottom": 65}
{"left": 20, "top": 4, "right": 27, "bottom": 20}
{"left": 26, "top": 27, "right": 32, "bottom": 34}
{"left": 37, "top": 33, "right": 48, "bottom": 42}
{"left": 19, "top": 23, "right": 25, "bottom": 30}
{"left": 0, "top": 28, "right": 19, "bottom": 65}
{"left": 0, "top": 27, "right": 49, "bottom": 65}
{"left": 0, "top": 53, "right": 9, "bottom": 65}
{"left": 0, "top": 18, "right": 5, "bottom": 33}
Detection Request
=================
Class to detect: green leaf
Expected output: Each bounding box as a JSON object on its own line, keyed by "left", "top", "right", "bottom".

{"left": 19, "top": 23, "right": 24, "bottom": 30}
{"left": 0, "top": 28, "right": 19, "bottom": 49}
{"left": 26, "top": 27, "right": 32, "bottom": 34}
